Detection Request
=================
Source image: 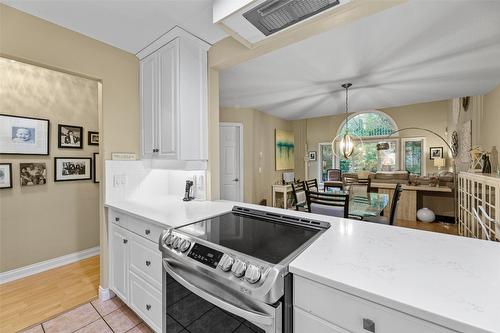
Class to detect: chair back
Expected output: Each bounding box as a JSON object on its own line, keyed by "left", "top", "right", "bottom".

{"left": 305, "top": 179, "right": 319, "bottom": 192}
{"left": 291, "top": 181, "right": 306, "bottom": 211}
{"left": 327, "top": 169, "right": 342, "bottom": 181}
{"left": 305, "top": 190, "right": 349, "bottom": 218}
{"left": 344, "top": 177, "right": 371, "bottom": 194}
{"left": 388, "top": 183, "right": 404, "bottom": 225}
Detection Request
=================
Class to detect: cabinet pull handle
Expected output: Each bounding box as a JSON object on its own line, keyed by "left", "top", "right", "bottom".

{"left": 363, "top": 318, "right": 375, "bottom": 333}
{"left": 145, "top": 260, "right": 151, "bottom": 267}
{"left": 146, "top": 304, "right": 151, "bottom": 311}
{"left": 145, "top": 229, "right": 151, "bottom": 235}
{"left": 115, "top": 217, "right": 120, "bottom": 222}
{"left": 123, "top": 239, "right": 128, "bottom": 244}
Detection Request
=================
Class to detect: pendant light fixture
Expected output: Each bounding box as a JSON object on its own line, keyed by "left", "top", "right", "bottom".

{"left": 338, "top": 83, "right": 354, "bottom": 159}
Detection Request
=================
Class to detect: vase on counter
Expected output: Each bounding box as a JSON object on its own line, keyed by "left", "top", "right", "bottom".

{"left": 491, "top": 146, "right": 498, "bottom": 172}
{"left": 482, "top": 154, "right": 492, "bottom": 174}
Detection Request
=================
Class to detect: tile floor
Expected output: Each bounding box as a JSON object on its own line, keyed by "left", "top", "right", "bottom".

{"left": 19, "top": 296, "right": 153, "bottom": 333}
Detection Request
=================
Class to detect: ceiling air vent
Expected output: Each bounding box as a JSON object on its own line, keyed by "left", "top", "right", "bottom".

{"left": 243, "top": 0, "right": 340, "bottom": 36}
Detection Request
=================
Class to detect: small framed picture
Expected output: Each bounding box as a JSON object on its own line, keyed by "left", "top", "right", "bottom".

{"left": 93, "top": 152, "right": 101, "bottom": 183}
{"left": 20, "top": 162, "right": 47, "bottom": 186}
{"left": 429, "top": 147, "right": 444, "bottom": 160}
{"left": 88, "top": 131, "right": 99, "bottom": 146}
{"left": 0, "top": 114, "right": 50, "bottom": 155}
{"left": 308, "top": 151, "right": 317, "bottom": 161}
{"left": 54, "top": 157, "right": 92, "bottom": 182}
{"left": 58, "top": 124, "right": 83, "bottom": 149}
{"left": 0, "top": 163, "right": 13, "bottom": 189}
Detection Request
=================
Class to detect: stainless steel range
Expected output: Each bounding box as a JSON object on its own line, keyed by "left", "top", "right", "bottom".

{"left": 159, "top": 206, "right": 330, "bottom": 333}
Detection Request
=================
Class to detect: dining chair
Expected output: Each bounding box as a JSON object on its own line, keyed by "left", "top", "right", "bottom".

{"left": 305, "top": 190, "right": 349, "bottom": 218}
{"left": 324, "top": 169, "right": 343, "bottom": 191}
{"left": 343, "top": 177, "right": 371, "bottom": 195}
{"left": 364, "top": 183, "right": 403, "bottom": 225}
{"left": 291, "top": 181, "right": 307, "bottom": 211}
{"left": 305, "top": 179, "right": 319, "bottom": 192}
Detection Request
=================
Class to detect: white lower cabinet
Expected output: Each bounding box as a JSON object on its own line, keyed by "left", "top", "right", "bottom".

{"left": 294, "top": 275, "right": 455, "bottom": 333}
{"left": 109, "top": 209, "right": 164, "bottom": 333}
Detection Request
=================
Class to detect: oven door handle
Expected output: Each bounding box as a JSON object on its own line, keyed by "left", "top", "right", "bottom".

{"left": 164, "top": 259, "right": 276, "bottom": 327}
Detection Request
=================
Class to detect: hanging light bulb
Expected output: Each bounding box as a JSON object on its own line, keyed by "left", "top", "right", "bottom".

{"left": 336, "top": 83, "right": 354, "bottom": 158}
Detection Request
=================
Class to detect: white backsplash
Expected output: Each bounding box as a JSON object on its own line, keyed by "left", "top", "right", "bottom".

{"left": 105, "top": 160, "right": 207, "bottom": 203}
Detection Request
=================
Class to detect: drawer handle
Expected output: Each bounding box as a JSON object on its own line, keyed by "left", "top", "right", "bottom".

{"left": 115, "top": 217, "right": 120, "bottom": 222}
{"left": 145, "top": 260, "right": 151, "bottom": 267}
{"left": 145, "top": 229, "right": 151, "bottom": 235}
{"left": 363, "top": 318, "right": 375, "bottom": 333}
{"left": 123, "top": 239, "right": 128, "bottom": 244}
{"left": 146, "top": 304, "right": 151, "bottom": 311}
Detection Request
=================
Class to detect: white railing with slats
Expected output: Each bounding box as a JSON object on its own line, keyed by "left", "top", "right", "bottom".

{"left": 458, "top": 172, "right": 500, "bottom": 241}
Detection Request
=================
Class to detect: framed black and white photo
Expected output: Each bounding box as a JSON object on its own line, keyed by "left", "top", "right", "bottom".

{"left": 93, "top": 152, "right": 101, "bottom": 183}
{"left": 308, "top": 151, "right": 317, "bottom": 161}
{"left": 429, "top": 147, "right": 444, "bottom": 160}
{"left": 54, "top": 157, "right": 92, "bottom": 181}
{"left": 58, "top": 124, "right": 83, "bottom": 149}
{"left": 20, "top": 162, "right": 47, "bottom": 186}
{"left": 0, "top": 163, "right": 13, "bottom": 189}
{"left": 88, "top": 131, "right": 99, "bottom": 146}
{"left": 0, "top": 114, "right": 50, "bottom": 155}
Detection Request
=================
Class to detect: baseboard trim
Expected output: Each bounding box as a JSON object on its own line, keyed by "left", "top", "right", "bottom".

{"left": 0, "top": 246, "right": 100, "bottom": 284}
{"left": 99, "top": 286, "right": 115, "bottom": 301}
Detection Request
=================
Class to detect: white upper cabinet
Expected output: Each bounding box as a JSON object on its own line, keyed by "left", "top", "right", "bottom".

{"left": 139, "top": 27, "right": 209, "bottom": 161}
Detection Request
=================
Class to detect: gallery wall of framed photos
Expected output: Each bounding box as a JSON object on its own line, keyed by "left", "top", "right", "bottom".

{"left": 0, "top": 58, "right": 101, "bottom": 272}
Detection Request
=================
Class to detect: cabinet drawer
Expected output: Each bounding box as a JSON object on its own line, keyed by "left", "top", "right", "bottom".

{"left": 129, "top": 232, "right": 162, "bottom": 289}
{"left": 109, "top": 209, "right": 164, "bottom": 243}
{"left": 130, "top": 272, "right": 162, "bottom": 333}
{"left": 295, "top": 307, "right": 349, "bottom": 333}
{"left": 294, "top": 276, "right": 454, "bottom": 333}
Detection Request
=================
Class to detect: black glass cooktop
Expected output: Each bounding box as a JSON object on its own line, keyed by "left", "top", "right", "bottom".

{"left": 177, "top": 211, "right": 320, "bottom": 264}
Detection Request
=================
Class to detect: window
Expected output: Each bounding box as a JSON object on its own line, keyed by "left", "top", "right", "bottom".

{"left": 336, "top": 111, "right": 398, "bottom": 173}
{"left": 402, "top": 138, "right": 426, "bottom": 175}
{"left": 319, "top": 143, "right": 333, "bottom": 182}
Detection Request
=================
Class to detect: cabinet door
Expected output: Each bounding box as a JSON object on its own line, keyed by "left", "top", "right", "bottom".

{"left": 140, "top": 53, "right": 158, "bottom": 158}
{"left": 157, "top": 38, "right": 179, "bottom": 159}
{"left": 110, "top": 224, "right": 129, "bottom": 302}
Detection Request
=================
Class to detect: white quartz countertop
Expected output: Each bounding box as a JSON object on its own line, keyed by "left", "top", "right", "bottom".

{"left": 105, "top": 197, "right": 500, "bottom": 333}
{"left": 290, "top": 219, "right": 500, "bottom": 333}
{"left": 105, "top": 196, "right": 234, "bottom": 228}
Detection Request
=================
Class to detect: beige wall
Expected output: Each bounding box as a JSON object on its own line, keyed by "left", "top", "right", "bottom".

{"left": 481, "top": 85, "right": 500, "bottom": 156}
{"left": 0, "top": 4, "right": 139, "bottom": 285}
{"left": 0, "top": 59, "right": 99, "bottom": 272}
{"left": 220, "top": 108, "right": 293, "bottom": 205}
{"left": 303, "top": 100, "right": 451, "bottom": 179}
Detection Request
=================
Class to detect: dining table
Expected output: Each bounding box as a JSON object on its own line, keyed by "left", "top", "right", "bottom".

{"left": 324, "top": 189, "right": 390, "bottom": 219}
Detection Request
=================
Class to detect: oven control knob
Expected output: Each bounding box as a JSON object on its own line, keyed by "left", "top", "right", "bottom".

{"left": 245, "top": 264, "right": 261, "bottom": 284}
{"left": 231, "top": 259, "right": 247, "bottom": 278}
{"left": 179, "top": 240, "right": 191, "bottom": 252}
{"left": 165, "top": 234, "right": 175, "bottom": 247}
{"left": 173, "top": 237, "right": 182, "bottom": 249}
{"left": 218, "top": 254, "right": 234, "bottom": 272}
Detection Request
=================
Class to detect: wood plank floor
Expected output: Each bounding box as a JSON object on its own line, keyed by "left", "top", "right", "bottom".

{"left": 0, "top": 255, "right": 100, "bottom": 333}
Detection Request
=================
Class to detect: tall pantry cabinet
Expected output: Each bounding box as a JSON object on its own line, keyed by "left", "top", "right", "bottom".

{"left": 138, "top": 27, "right": 209, "bottom": 161}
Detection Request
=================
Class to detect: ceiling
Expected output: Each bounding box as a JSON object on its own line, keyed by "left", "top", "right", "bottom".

{"left": 1, "top": 0, "right": 227, "bottom": 54}
{"left": 220, "top": 1, "right": 500, "bottom": 120}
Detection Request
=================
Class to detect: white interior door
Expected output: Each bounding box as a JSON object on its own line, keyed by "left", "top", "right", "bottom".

{"left": 220, "top": 124, "right": 242, "bottom": 202}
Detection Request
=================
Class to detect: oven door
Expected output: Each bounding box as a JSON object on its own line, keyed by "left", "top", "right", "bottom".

{"left": 163, "top": 258, "right": 282, "bottom": 333}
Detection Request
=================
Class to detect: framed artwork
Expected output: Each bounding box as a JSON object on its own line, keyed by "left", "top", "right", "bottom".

{"left": 0, "top": 163, "right": 13, "bottom": 189}
{"left": 58, "top": 124, "right": 83, "bottom": 149}
{"left": 275, "top": 129, "right": 295, "bottom": 171}
{"left": 93, "top": 152, "right": 101, "bottom": 183}
{"left": 54, "top": 157, "right": 92, "bottom": 182}
{"left": 0, "top": 114, "right": 50, "bottom": 155}
{"left": 429, "top": 147, "right": 444, "bottom": 160}
{"left": 308, "top": 151, "right": 317, "bottom": 161}
{"left": 20, "top": 162, "right": 47, "bottom": 186}
{"left": 88, "top": 131, "right": 99, "bottom": 146}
